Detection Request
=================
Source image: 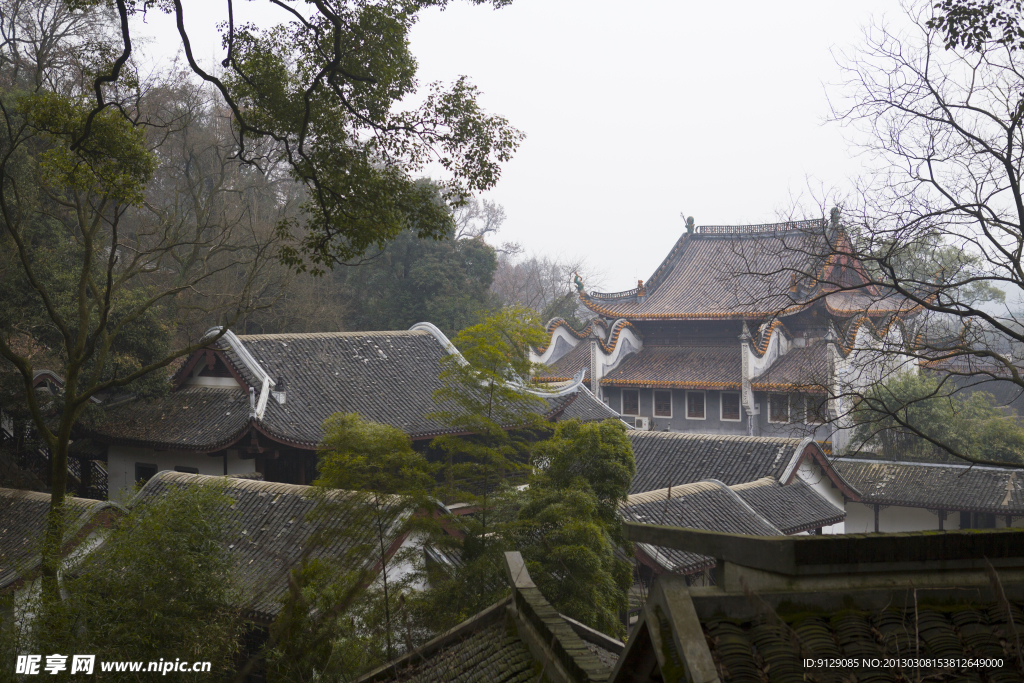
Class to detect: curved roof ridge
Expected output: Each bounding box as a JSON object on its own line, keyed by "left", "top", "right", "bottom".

{"left": 239, "top": 330, "right": 426, "bottom": 340}
{"left": 623, "top": 480, "right": 720, "bottom": 506}
{"left": 630, "top": 431, "right": 803, "bottom": 445}
{"left": 728, "top": 477, "right": 777, "bottom": 491}
{"left": 695, "top": 218, "right": 827, "bottom": 235}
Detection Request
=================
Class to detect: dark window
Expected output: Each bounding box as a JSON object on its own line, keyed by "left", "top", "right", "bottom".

{"left": 654, "top": 391, "right": 672, "bottom": 417}
{"left": 805, "top": 395, "right": 827, "bottom": 424}
{"left": 687, "top": 392, "right": 705, "bottom": 419}
{"left": 135, "top": 462, "right": 158, "bottom": 484}
{"left": 721, "top": 392, "right": 741, "bottom": 421}
{"left": 621, "top": 390, "right": 639, "bottom": 416}
{"left": 174, "top": 466, "right": 200, "bottom": 474}
{"left": 978, "top": 513, "right": 996, "bottom": 528}
{"left": 768, "top": 394, "right": 789, "bottom": 423}
{"left": 961, "top": 511, "right": 972, "bottom": 529}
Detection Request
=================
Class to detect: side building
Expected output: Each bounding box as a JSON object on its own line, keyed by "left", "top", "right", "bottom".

{"left": 533, "top": 217, "right": 918, "bottom": 452}
{"left": 82, "top": 323, "right": 618, "bottom": 500}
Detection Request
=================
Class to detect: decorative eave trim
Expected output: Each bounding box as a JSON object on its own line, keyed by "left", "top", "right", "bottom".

{"left": 750, "top": 382, "right": 828, "bottom": 394}
{"left": 579, "top": 297, "right": 810, "bottom": 321}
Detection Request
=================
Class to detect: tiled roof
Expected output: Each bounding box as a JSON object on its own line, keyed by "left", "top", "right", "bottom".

{"left": 377, "top": 608, "right": 536, "bottom": 683}
{"left": 601, "top": 346, "right": 741, "bottom": 389}
{"left": 359, "top": 553, "right": 620, "bottom": 683}
{"left": 834, "top": 458, "right": 1024, "bottom": 514}
{"left": 131, "top": 472, "right": 409, "bottom": 623}
{"left": 621, "top": 480, "right": 781, "bottom": 574}
{"left": 729, "top": 477, "right": 845, "bottom": 533}
{"left": 554, "top": 386, "right": 623, "bottom": 423}
{"left": 0, "top": 489, "right": 122, "bottom": 590}
{"left": 230, "top": 331, "right": 463, "bottom": 444}
{"left": 89, "top": 330, "right": 589, "bottom": 450}
{"left": 628, "top": 432, "right": 803, "bottom": 494}
{"left": 89, "top": 387, "right": 251, "bottom": 450}
{"left": 825, "top": 290, "right": 919, "bottom": 317}
{"left": 750, "top": 342, "right": 829, "bottom": 392}
{"left": 705, "top": 604, "right": 1024, "bottom": 683}
{"left": 537, "top": 341, "right": 591, "bottom": 382}
{"left": 582, "top": 225, "right": 829, "bottom": 320}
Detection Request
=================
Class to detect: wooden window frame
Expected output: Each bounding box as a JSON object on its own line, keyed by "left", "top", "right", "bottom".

{"left": 654, "top": 390, "right": 672, "bottom": 418}
{"left": 768, "top": 393, "right": 790, "bottom": 424}
{"left": 621, "top": 389, "right": 640, "bottom": 416}
{"left": 720, "top": 392, "right": 742, "bottom": 422}
{"left": 686, "top": 391, "right": 706, "bottom": 420}
{"left": 805, "top": 395, "right": 826, "bottom": 425}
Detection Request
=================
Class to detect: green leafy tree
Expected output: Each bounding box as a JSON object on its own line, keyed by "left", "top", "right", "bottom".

{"left": 256, "top": 414, "right": 435, "bottom": 682}
{"left": 853, "top": 371, "right": 1024, "bottom": 465}
{"left": 430, "top": 305, "right": 549, "bottom": 507}
{"left": 415, "top": 419, "right": 636, "bottom": 640}
{"left": 512, "top": 418, "right": 635, "bottom": 638}
{"left": 1, "top": 481, "right": 243, "bottom": 681}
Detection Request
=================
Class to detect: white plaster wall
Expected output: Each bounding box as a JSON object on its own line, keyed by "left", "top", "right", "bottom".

{"left": 107, "top": 445, "right": 252, "bottom": 503}
{"left": 793, "top": 458, "right": 846, "bottom": 534}
{"left": 844, "top": 502, "right": 947, "bottom": 533}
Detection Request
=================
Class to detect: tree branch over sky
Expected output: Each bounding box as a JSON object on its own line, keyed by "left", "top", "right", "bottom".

{"left": 720, "top": 0, "right": 1024, "bottom": 466}
{"left": 86, "top": 0, "right": 523, "bottom": 271}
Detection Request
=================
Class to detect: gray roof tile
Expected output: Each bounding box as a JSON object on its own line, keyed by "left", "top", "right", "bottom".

{"left": 835, "top": 458, "right": 1024, "bottom": 514}
{"left": 628, "top": 432, "right": 803, "bottom": 494}
{"left": 131, "top": 472, "right": 409, "bottom": 622}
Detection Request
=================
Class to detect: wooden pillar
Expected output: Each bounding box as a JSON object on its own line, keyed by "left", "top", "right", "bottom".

{"left": 1008, "top": 515, "right": 1014, "bottom": 528}
{"left": 874, "top": 504, "right": 880, "bottom": 533}
{"left": 223, "top": 452, "right": 228, "bottom": 476}
{"left": 298, "top": 458, "right": 306, "bottom": 486}
{"left": 939, "top": 510, "right": 945, "bottom": 531}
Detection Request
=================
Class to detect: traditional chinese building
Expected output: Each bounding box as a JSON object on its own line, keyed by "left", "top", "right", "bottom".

{"left": 81, "top": 323, "right": 616, "bottom": 499}
{"left": 533, "top": 216, "right": 918, "bottom": 451}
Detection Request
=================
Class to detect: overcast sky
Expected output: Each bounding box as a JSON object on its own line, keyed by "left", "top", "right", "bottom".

{"left": 140, "top": 0, "right": 902, "bottom": 292}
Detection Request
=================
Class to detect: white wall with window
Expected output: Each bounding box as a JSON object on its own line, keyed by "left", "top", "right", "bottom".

{"left": 107, "top": 444, "right": 253, "bottom": 503}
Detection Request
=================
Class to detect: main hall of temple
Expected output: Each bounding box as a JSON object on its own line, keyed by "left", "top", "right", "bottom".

{"left": 532, "top": 214, "right": 918, "bottom": 451}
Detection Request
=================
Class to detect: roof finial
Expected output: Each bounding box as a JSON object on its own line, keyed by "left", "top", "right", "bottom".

{"left": 830, "top": 206, "right": 841, "bottom": 229}
{"left": 573, "top": 271, "right": 585, "bottom": 295}
{"left": 680, "top": 212, "right": 695, "bottom": 233}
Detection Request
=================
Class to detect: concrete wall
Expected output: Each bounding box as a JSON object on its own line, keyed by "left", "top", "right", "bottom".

{"left": 107, "top": 444, "right": 253, "bottom": 503}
